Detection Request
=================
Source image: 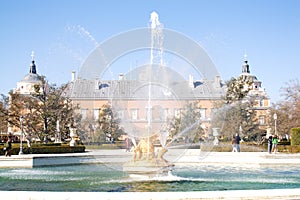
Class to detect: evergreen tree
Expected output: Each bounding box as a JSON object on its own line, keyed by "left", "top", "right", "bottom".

{"left": 212, "top": 76, "right": 259, "bottom": 141}
{"left": 98, "top": 104, "right": 124, "bottom": 142}
{"left": 169, "top": 101, "right": 204, "bottom": 143}
{"left": 224, "top": 76, "right": 253, "bottom": 104}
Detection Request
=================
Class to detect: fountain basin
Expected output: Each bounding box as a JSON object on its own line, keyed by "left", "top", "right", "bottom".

{"left": 1, "top": 150, "right": 300, "bottom": 198}
{"left": 2, "top": 150, "right": 300, "bottom": 168}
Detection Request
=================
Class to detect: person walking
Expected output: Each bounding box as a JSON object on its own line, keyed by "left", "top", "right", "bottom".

{"left": 4, "top": 138, "right": 12, "bottom": 157}
{"left": 267, "top": 135, "right": 273, "bottom": 154}
{"left": 272, "top": 135, "right": 279, "bottom": 154}
{"left": 235, "top": 133, "right": 241, "bottom": 152}
{"left": 231, "top": 135, "right": 238, "bottom": 152}
{"left": 125, "top": 137, "right": 131, "bottom": 152}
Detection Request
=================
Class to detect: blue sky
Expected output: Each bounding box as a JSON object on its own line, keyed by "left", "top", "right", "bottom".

{"left": 1, "top": 0, "right": 299, "bottom": 103}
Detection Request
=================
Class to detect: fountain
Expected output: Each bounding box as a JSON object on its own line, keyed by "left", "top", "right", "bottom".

{"left": 122, "top": 11, "right": 174, "bottom": 177}
{"left": 73, "top": 10, "right": 221, "bottom": 177}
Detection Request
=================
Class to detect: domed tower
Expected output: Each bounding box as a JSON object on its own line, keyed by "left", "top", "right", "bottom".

{"left": 239, "top": 53, "right": 270, "bottom": 130}
{"left": 240, "top": 54, "right": 265, "bottom": 96}
{"left": 242, "top": 55, "right": 250, "bottom": 74}
{"left": 16, "top": 51, "right": 42, "bottom": 94}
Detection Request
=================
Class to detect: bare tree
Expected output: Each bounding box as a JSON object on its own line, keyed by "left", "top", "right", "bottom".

{"left": 0, "top": 78, "right": 78, "bottom": 141}
{"left": 269, "top": 79, "right": 300, "bottom": 137}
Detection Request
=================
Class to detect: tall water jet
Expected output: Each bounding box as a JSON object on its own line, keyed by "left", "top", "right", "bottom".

{"left": 150, "top": 11, "right": 164, "bottom": 66}
{"left": 123, "top": 11, "right": 174, "bottom": 177}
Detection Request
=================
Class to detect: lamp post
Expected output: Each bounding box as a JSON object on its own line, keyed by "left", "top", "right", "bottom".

{"left": 19, "top": 116, "right": 24, "bottom": 155}
{"left": 273, "top": 113, "right": 277, "bottom": 136}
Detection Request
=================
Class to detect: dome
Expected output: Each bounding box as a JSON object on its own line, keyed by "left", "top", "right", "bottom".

{"left": 21, "top": 73, "right": 41, "bottom": 83}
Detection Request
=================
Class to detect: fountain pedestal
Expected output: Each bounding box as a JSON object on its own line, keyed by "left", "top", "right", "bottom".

{"left": 69, "top": 128, "right": 77, "bottom": 147}
{"left": 123, "top": 139, "right": 174, "bottom": 178}
{"left": 123, "top": 159, "right": 173, "bottom": 178}
{"left": 213, "top": 128, "right": 220, "bottom": 145}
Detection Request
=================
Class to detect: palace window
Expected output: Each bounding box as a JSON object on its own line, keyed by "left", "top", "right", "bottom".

{"left": 117, "top": 110, "right": 124, "bottom": 120}
{"left": 259, "top": 115, "right": 265, "bottom": 125}
{"left": 260, "top": 99, "right": 264, "bottom": 107}
{"left": 174, "top": 109, "right": 181, "bottom": 118}
{"left": 93, "top": 109, "right": 99, "bottom": 120}
{"left": 80, "top": 109, "right": 88, "bottom": 120}
{"left": 131, "top": 108, "right": 138, "bottom": 120}
{"left": 199, "top": 108, "right": 206, "bottom": 120}
{"left": 162, "top": 109, "right": 168, "bottom": 122}
{"left": 145, "top": 107, "right": 152, "bottom": 121}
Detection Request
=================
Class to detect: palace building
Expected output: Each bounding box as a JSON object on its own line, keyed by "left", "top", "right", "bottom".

{"left": 63, "top": 55, "right": 270, "bottom": 138}
{"left": 11, "top": 53, "right": 270, "bottom": 138}
{"left": 64, "top": 65, "right": 225, "bottom": 137}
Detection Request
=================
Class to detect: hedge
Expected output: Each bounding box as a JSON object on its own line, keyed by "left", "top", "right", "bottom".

{"left": 290, "top": 127, "right": 300, "bottom": 146}
{"left": 0, "top": 143, "right": 85, "bottom": 155}
{"left": 277, "top": 144, "right": 300, "bottom": 153}
{"left": 85, "top": 141, "right": 125, "bottom": 149}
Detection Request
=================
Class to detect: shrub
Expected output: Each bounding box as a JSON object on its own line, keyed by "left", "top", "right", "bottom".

{"left": 290, "top": 127, "right": 300, "bottom": 145}
{"left": 278, "top": 144, "right": 300, "bottom": 153}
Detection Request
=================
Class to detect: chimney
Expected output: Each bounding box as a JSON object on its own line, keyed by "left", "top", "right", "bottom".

{"left": 72, "top": 71, "right": 76, "bottom": 82}
{"left": 214, "top": 75, "right": 221, "bottom": 88}
{"left": 119, "top": 73, "right": 124, "bottom": 80}
{"left": 188, "top": 74, "right": 194, "bottom": 88}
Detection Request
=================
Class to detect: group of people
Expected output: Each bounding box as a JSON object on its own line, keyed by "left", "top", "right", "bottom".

{"left": 231, "top": 133, "right": 241, "bottom": 152}
{"left": 268, "top": 135, "right": 279, "bottom": 154}
{"left": 231, "top": 133, "right": 280, "bottom": 154}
